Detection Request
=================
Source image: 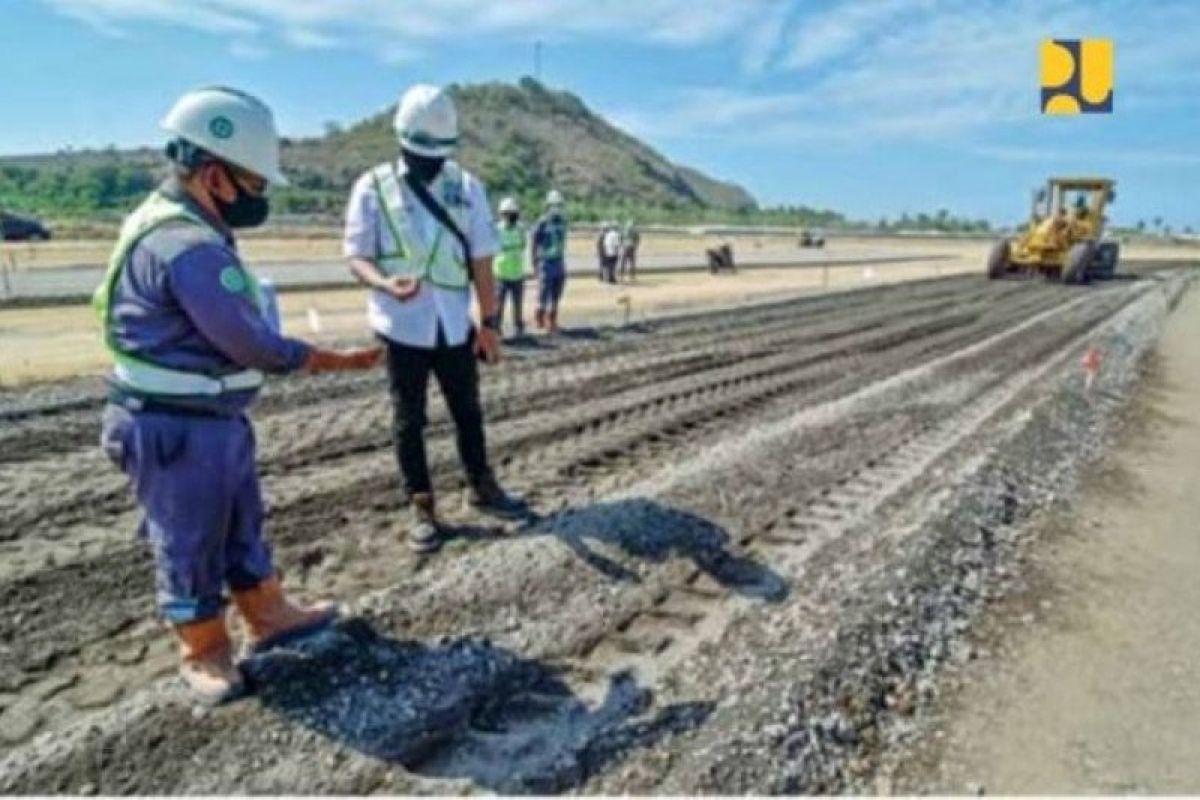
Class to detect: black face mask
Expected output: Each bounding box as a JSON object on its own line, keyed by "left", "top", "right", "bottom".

{"left": 215, "top": 167, "right": 270, "bottom": 229}
{"left": 402, "top": 148, "right": 446, "bottom": 185}
{"left": 501, "top": 211, "right": 519, "bottom": 225}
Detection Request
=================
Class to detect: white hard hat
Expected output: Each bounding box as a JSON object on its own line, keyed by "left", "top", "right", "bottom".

{"left": 394, "top": 84, "right": 458, "bottom": 157}
{"left": 546, "top": 189, "right": 564, "bottom": 206}
{"left": 161, "top": 86, "right": 288, "bottom": 186}
{"left": 498, "top": 196, "right": 519, "bottom": 214}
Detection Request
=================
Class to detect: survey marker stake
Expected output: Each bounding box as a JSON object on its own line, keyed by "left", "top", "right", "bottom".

{"left": 1082, "top": 345, "right": 1102, "bottom": 393}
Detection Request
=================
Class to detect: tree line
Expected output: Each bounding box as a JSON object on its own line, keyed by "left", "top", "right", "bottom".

{"left": 1, "top": 160, "right": 995, "bottom": 233}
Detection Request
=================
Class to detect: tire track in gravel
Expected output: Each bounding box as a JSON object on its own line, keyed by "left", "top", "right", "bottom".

{"left": 0, "top": 280, "right": 1019, "bottom": 634}
{"left": 0, "top": 282, "right": 1067, "bottom": 675}
{"left": 0, "top": 279, "right": 1148, "bottom": 794}
{"left": 258, "top": 281, "right": 1064, "bottom": 544}
{"left": 0, "top": 276, "right": 990, "bottom": 467}
{"left": 0, "top": 279, "right": 1103, "bottom": 766}
{"left": 252, "top": 284, "right": 1056, "bottom": 547}
{"left": 0, "top": 279, "right": 1021, "bottom": 537}
{"left": 324, "top": 283, "right": 1132, "bottom": 668}
{"left": 634, "top": 277, "right": 1185, "bottom": 796}
{"left": 258, "top": 282, "right": 1142, "bottom": 794}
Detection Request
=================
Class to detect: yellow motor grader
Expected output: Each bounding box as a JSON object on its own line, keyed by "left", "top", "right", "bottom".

{"left": 987, "top": 177, "right": 1119, "bottom": 284}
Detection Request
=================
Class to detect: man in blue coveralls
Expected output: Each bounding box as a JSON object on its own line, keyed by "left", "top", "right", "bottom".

{"left": 532, "top": 189, "right": 569, "bottom": 333}
{"left": 97, "top": 86, "right": 382, "bottom": 704}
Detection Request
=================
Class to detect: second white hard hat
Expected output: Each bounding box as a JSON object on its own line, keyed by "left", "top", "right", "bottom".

{"left": 394, "top": 84, "right": 459, "bottom": 158}
{"left": 160, "top": 86, "right": 289, "bottom": 186}
{"left": 498, "top": 196, "right": 519, "bottom": 214}
{"left": 546, "top": 189, "right": 564, "bottom": 206}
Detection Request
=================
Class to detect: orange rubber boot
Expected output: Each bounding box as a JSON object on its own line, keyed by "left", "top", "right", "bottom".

{"left": 175, "top": 617, "right": 245, "bottom": 705}
{"left": 232, "top": 577, "right": 339, "bottom": 654}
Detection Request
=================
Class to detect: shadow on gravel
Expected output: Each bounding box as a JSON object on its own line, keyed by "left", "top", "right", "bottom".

{"left": 503, "top": 333, "right": 550, "bottom": 350}
{"left": 243, "top": 618, "right": 712, "bottom": 793}
{"left": 502, "top": 326, "right": 603, "bottom": 350}
{"left": 555, "top": 326, "right": 603, "bottom": 341}
{"left": 535, "top": 497, "right": 789, "bottom": 602}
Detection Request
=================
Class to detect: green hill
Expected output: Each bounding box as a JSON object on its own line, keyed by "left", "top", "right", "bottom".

{"left": 0, "top": 78, "right": 756, "bottom": 224}
{"left": 285, "top": 78, "right": 757, "bottom": 216}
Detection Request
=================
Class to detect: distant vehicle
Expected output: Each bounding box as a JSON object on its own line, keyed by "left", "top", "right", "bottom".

{"left": 1, "top": 211, "right": 52, "bottom": 242}
{"left": 799, "top": 229, "right": 825, "bottom": 248}
{"left": 987, "top": 177, "right": 1118, "bottom": 284}
{"left": 706, "top": 242, "right": 736, "bottom": 273}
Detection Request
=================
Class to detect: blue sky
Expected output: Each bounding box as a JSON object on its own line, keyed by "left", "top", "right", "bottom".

{"left": 2, "top": 0, "right": 1198, "bottom": 228}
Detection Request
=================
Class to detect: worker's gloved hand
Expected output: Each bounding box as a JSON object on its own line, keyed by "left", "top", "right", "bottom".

{"left": 304, "top": 346, "right": 384, "bottom": 373}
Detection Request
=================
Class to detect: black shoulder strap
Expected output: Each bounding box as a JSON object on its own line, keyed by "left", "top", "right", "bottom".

{"left": 400, "top": 167, "right": 473, "bottom": 271}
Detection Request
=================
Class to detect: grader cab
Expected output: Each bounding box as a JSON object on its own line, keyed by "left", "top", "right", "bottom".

{"left": 987, "top": 177, "right": 1119, "bottom": 284}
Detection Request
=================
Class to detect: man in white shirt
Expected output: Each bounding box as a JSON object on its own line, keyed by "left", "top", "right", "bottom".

{"left": 343, "top": 84, "right": 525, "bottom": 553}
{"left": 600, "top": 222, "right": 621, "bottom": 284}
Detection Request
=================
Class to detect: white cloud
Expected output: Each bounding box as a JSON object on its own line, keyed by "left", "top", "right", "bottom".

{"left": 46, "top": 0, "right": 259, "bottom": 35}
{"left": 43, "top": 0, "right": 784, "bottom": 65}
{"left": 283, "top": 28, "right": 339, "bottom": 50}
{"left": 42, "top": 0, "right": 1200, "bottom": 157}
{"left": 973, "top": 145, "right": 1200, "bottom": 168}
{"left": 228, "top": 39, "right": 271, "bottom": 60}
{"left": 617, "top": 0, "right": 1200, "bottom": 147}
{"left": 782, "top": 0, "right": 921, "bottom": 71}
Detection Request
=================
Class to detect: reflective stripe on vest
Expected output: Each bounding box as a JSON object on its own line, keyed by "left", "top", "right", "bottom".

{"left": 494, "top": 224, "right": 526, "bottom": 280}
{"left": 94, "top": 191, "right": 265, "bottom": 397}
{"left": 371, "top": 162, "right": 472, "bottom": 290}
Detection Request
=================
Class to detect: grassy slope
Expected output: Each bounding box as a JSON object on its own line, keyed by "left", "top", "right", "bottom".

{"left": 0, "top": 78, "right": 756, "bottom": 222}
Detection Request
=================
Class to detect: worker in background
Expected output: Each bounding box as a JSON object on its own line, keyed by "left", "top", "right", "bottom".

{"left": 97, "top": 87, "right": 382, "bottom": 705}
{"left": 344, "top": 84, "right": 526, "bottom": 555}
{"left": 600, "top": 221, "right": 621, "bottom": 284}
{"left": 619, "top": 219, "right": 640, "bottom": 283}
{"left": 493, "top": 196, "right": 527, "bottom": 336}
{"left": 1073, "top": 194, "right": 1090, "bottom": 221}
{"left": 532, "top": 189, "right": 569, "bottom": 333}
{"left": 594, "top": 222, "right": 607, "bottom": 282}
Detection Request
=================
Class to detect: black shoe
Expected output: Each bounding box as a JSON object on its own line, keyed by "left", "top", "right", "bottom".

{"left": 465, "top": 473, "right": 527, "bottom": 519}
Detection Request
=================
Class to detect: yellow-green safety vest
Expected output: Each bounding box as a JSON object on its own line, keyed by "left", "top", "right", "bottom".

{"left": 494, "top": 224, "right": 526, "bottom": 281}
{"left": 371, "top": 161, "right": 472, "bottom": 290}
{"left": 93, "top": 191, "right": 266, "bottom": 397}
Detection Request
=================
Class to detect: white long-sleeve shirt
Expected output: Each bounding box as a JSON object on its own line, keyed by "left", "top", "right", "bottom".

{"left": 601, "top": 228, "right": 621, "bottom": 258}
{"left": 342, "top": 159, "right": 499, "bottom": 348}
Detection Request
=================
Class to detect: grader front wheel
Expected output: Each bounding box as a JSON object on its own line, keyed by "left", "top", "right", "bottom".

{"left": 1062, "top": 241, "right": 1094, "bottom": 285}
{"left": 986, "top": 240, "right": 1011, "bottom": 280}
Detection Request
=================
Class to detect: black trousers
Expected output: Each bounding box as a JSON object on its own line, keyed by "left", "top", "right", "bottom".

{"left": 619, "top": 248, "right": 637, "bottom": 280}
{"left": 600, "top": 255, "right": 618, "bottom": 284}
{"left": 383, "top": 330, "right": 489, "bottom": 497}
{"left": 496, "top": 279, "right": 525, "bottom": 334}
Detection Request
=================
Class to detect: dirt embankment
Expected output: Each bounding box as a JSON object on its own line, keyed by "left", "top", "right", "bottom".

{"left": 896, "top": 279, "right": 1200, "bottom": 794}
{"left": 0, "top": 270, "right": 1191, "bottom": 793}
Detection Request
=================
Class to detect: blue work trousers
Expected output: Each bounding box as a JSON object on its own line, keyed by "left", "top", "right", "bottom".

{"left": 537, "top": 271, "right": 567, "bottom": 314}
{"left": 100, "top": 403, "right": 274, "bottom": 624}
